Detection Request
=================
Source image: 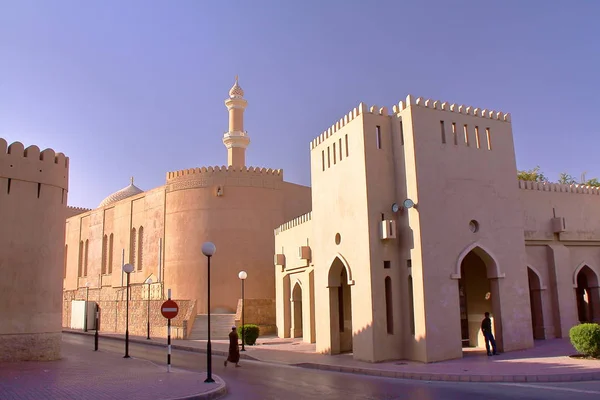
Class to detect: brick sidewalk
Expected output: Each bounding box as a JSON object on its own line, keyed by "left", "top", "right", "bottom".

{"left": 65, "top": 329, "right": 600, "bottom": 383}
{"left": 0, "top": 338, "right": 226, "bottom": 400}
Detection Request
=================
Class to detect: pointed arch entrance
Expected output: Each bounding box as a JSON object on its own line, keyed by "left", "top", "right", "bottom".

{"left": 291, "top": 281, "right": 303, "bottom": 338}
{"left": 574, "top": 265, "right": 600, "bottom": 323}
{"left": 327, "top": 256, "right": 353, "bottom": 354}
{"left": 527, "top": 266, "right": 546, "bottom": 340}
{"left": 454, "top": 244, "right": 504, "bottom": 352}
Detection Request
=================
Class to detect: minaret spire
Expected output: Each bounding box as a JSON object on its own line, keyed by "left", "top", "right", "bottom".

{"left": 223, "top": 76, "right": 250, "bottom": 168}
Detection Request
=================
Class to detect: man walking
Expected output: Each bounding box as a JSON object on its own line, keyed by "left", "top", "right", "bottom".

{"left": 481, "top": 312, "right": 498, "bottom": 356}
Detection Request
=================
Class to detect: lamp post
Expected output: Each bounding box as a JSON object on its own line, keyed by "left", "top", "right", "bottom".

{"left": 84, "top": 282, "right": 90, "bottom": 332}
{"left": 146, "top": 278, "right": 153, "bottom": 340}
{"left": 122, "top": 263, "right": 134, "bottom": 358}
{"left": 238, "top": 271, "right": 247, "bottom": 351}
{"left": 201, "top": 241, "right": 216, "bottom": 384}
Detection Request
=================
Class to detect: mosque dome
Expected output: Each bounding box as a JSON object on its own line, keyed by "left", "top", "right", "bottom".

{"left": 229, "top": 76, "right": 244, "bottom": 98}
{"left": 98, "top": 177, "right": 144, "bottom": 208}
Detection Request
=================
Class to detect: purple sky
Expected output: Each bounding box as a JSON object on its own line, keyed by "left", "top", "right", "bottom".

{"left": 1, "top": 1, "right": 599, "bottom": 209}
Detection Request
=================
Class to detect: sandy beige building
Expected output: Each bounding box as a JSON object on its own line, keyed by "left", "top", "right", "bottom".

{"left": 62, "top": 78, "right": 311, "bottom": 339}
{"left": 0, "top": 139, "right": 69, "bottom": 361}
{"left": 274, "top": 95, "right": 600, "bottom": 363}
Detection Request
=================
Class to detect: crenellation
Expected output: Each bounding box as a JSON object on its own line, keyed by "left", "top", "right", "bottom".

{"left": 379, "top": 106, "right": 388, "bottom": 115}
{"left": 402, "top": 94, "right": 511, "bottom": 122}
{"left": 518, "top": 180, "right": 600, "bottom": 196}
{"left": 166, "top": 164, "right": 283, "bottom": 183}
{"left": 311, "top": 101, "right": 370, "bottom": 151}
{"left": 0, "top": 139, "right": 70, "bottom": 190}
{"left": 274, "top": 211, "right": 312, "bottom": 235}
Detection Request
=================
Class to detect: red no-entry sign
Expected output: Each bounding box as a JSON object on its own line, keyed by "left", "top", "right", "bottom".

{"left": 161, "top": 299, "right": 179, "bottom": 319}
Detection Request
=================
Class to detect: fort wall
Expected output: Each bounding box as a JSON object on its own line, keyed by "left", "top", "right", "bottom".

{"left": 0, "top": 138, "right": 69, "bottom": 361}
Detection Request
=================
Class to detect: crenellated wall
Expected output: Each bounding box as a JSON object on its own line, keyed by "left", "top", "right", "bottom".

{"left": 0, "top": 138, "right": 69, "bottom": 361}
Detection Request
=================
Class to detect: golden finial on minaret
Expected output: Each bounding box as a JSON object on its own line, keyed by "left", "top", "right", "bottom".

{"left": 130, "top": 176, "right": 134, "bottom": 185}
{"left": 235, "top": 74, "right": 239, "bottom": 83}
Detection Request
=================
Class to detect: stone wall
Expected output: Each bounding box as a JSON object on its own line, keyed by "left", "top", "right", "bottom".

{"left": 235, "top": 298, "right": 276, "bottom": 335}
{"left": 63, "top": 283, "right": 196, "bottom": 339}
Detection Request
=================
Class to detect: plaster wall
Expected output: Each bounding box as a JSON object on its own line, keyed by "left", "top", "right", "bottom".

{"left": 0, "top": 139, "right": 69, "bottom": 361}
{"left": 403, "top": 98, "right": 532, "bottom": 362}
{"left": 274, "top": 215, "right": 314, "bottom": 342}
{"left": 309, "top": 112, "right": 374, "bottom": 360}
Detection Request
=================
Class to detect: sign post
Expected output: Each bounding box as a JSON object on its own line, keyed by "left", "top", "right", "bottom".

{"left": 161, "top": 289, "right": 179, "bottom": 372}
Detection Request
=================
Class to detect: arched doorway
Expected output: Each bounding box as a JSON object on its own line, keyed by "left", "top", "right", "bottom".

{"left": 328, "top": 257, "right": 353, "bottom": 354}
{"left": 527, "top": 267, "right": 545, "bottom": 340}
{"left": 291, "top": 282, "right": 303, "bottom": 338}
{"left": 575, "top": 266, "right": 600, "bottom": 323}
{"left": 457, "top": 247, "right": 503, "bottom": 352}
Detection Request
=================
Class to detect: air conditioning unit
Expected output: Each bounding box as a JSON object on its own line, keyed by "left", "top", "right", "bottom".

{"left": 551, "top": 217, "right": 566, "bottom": 233}
{"left": 274, "top": 253, "right": 286, "bottom": 266}
{"left": 298, "top": 246, "right": 311, "bottom": 260}
{"left": 380, "top": 220, "right": 397, "bottom": 240}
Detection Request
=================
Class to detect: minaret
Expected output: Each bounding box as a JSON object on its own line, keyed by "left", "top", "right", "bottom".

{"left": 223, "top": 76, "right": 250, "bottom": 168}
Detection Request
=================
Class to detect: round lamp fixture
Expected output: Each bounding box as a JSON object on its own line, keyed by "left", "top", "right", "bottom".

{"left": 238, "top": 271, "right": 247, "bottom": 280}
{"left": 391, "top": 203, "right": 399, "bottom": 213}
{"left": 403, "top": 198, "right": 415, "bottom": 209}
{"left": 122, "top": 263, "right": 134, "bottom": 274}
{"left": 202, "top": 242, "right": 216, "bottom": 257}
{"left": 147, "top": 278, "right": 153, "bottom": 284}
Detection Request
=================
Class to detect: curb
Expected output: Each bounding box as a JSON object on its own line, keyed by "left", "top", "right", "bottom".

{"left": 63, "top": 330, "right": 228, "bottom": 400}
{"left": 63, "top": 330, "right": 259, "bottom": 361}
{"left": 64, "top": 330, "right": 600, "bottom": 384}
{"left": 293, "top": 362, "right": 600, "bottom": 383}
{"left": 169, "top": 375, "right": 227, "bottom": 400}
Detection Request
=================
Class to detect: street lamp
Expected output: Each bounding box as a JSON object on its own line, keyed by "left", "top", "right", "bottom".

{"left": 201, "top": 241, "right": 216, "bottom": 384}
{"left": 238, "top": 271, "right": 247, "bottom": 351}
{"left": 146, "top": 278, "right": 153, "bottom": 340}
{"left": 122, "top": 263, "right": 134, "bottom": 358}
{"left": 84, "top": 281, "right": 90, "bottom": 332}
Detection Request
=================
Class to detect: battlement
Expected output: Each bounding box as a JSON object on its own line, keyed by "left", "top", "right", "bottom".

{"left": 166, "top": 165, "right": 283, "bottom": 181}
{"left": 518, "top": 180, "right": 600, "bottom": 196}
{"left": 0, "top": 138, "right": 69, "bottom": 190}
{"left": 66, "top": 206, "right": 92, "bottom": 218}
{"left": 275, "top": 212, "right": 312, "bottom": 235}
{"left": 394, "top": 94, "right": 511, "bottom": 123}
{"left": 310, "top": 102, "right": 388, "bottom": 150}
{"left": 309, "top": 95, "right": 510, "bottom": 151}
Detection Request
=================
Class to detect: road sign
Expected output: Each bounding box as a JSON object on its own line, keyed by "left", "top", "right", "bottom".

{"left": 161, "top": 299, "right": 179, "bottom": 319}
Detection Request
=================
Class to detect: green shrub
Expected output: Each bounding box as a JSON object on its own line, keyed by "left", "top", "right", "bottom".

{"left": 238, "top": 324, "right": 260, "bottom": 345}
{"left": 569, "top": 323, "right": 600, "bottom": 358}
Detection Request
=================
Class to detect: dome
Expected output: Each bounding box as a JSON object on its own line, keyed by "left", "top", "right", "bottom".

{"left": 98, "top": 177, "right": 144, "bottom": 208}
{"left": 229, "top": 75, "right": 244, "bottom": 98}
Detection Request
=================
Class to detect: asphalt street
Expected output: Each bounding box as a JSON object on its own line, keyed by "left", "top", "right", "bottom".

{"left": 64, "top": 334, "right": 600, "bottom": 399}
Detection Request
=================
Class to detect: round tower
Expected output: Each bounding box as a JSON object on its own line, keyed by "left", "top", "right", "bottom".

{"left": 223, "top": 76, "right": 250, "bottom": 168}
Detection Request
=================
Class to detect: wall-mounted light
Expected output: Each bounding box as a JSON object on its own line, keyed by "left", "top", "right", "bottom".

{"left": 216, "top": 186, "right": 223, "bottom": 197}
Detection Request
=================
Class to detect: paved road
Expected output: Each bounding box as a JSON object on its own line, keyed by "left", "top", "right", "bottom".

{"left": 64, "top": 334, "right": 600, "bottom": 399}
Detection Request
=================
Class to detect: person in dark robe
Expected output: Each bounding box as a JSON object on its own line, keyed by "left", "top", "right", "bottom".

{"left": 224, "top": 326, "right": 241, "bottom": 367}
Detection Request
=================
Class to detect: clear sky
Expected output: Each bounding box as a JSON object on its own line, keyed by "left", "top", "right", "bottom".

{"left": 1, "top": 0, "right": 599, "bottom": 209}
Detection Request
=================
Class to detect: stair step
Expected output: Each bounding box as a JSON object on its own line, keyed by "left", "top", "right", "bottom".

{"left": 189, "top": 314, "right": 236, "bottom": 340}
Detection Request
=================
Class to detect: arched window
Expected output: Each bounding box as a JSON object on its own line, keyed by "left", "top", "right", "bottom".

{"left": 84, "top": 239, "right": 89, "bottom": 277}
{"left": 130, "top": 228, "right": 137, "bottom": 267}
{"left": 137, "top": 226, "right": 144, "bottom": 271}
{"left": 78, "top": 241, "right": 83, "bottom": 277}
{"left": 385, "top": 276, "right": 393, "bottom": 334}
{"left": 108, "top": 234, "right": 114, "bottom": 274}
{"left": 64, "top": 244, "right": 68, "bottom": 279}
{"left": 101, "top": 235, "right": 108, "bottom": 274}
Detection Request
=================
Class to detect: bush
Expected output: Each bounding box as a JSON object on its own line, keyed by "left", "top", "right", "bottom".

{"left": 238, "top": 324, "right": 260, "bottom": 346}
{"left": 569, "top": 323, "right": 600, "bottom": 358}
